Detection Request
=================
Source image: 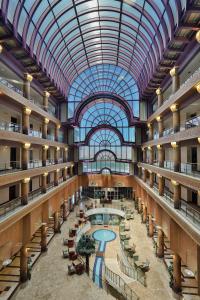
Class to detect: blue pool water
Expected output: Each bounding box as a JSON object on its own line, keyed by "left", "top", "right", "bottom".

{"left": 92, "top": 229, "right": 116, "bottom": 242}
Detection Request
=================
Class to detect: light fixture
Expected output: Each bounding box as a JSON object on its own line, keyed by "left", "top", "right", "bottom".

{"left": 170, "top": 66, "right": 178, "bottom": 77}
{"left": 156, "top": 116, "right": 161, "bottom": 122}
{"left": 156, "top": 88, "right": 161, "bottom": 95}
{"left": 157, "top": 144, "right": 162, "bottom": 149}
{"left": 148, "top": 146, "right": 152, "bottom": 150}
{"left": 198, "top": 137, "right": 200, "bottom": 144}
{"left": 171, "top": 141, "right": 178, "bottom": 148}
{"left": 44, "top": 91, "right": 50, "bottom": 97}
{"left": 24, "top": 107, "right": 32, "bottom": 115}
{"left": 157, "top": 173, "right": 162, "bottom": 178}
{"left": 57, "top": 124, "right": 61, "bottom": 129}
{"left": 147, "top": 123, "right": 151, "bottom": 128}
{"left": 24, "top": 73, "right": 33, "bottom": 82}
{"left": 43, "top": 172, "right": 48, "bottom": 177}
{"left": 56, "top": 147, "right": 60, "bottom": 151}
{"left": 43, "top": 145, "right": 49, "bottom": 150}
{"left": 23, "top": 143, "right": 31, "bottom": 149}
{"left": 196, "top": 82, "right": 200, "bottom": 93}
{"left": 170, "top": 104, "right": 178, "bottom": 112}
{"left": 56, "top": 168, "right": 60, "bottom": 172}
{"left": 44, "top": 118, "right": 49, "bottom": 124}
{"left": 64, "top": 147, "right": 68, "bottom": 151}
{"left": 65, "top": 166, "right": 68, "bottom": 170}
{"left": 171, "top": 180, "right": 179, "bottom": 186}
{"left": 196, "top": 30, "right": 200, "bottom": 43}
{"left": 23, "top": 177, "right": 30, "bottom": 183}
{"left": 0, "top": 44, "right": 3, "bottom": 53}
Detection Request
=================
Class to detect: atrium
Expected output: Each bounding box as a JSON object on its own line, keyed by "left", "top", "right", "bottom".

{"left": 0, "top": 0, "right": 199, "bottom": 299}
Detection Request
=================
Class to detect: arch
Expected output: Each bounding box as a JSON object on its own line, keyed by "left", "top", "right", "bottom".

{"left": 94, "top": 150, "right": 117, "bottom": 162}
{"left": 101, "top": 168, "right": 111, "bottom": 175}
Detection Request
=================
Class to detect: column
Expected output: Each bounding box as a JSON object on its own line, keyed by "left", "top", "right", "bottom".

{"left": 63, "top": 201, "right": 68, "bottom": 221}
{"left": 170, "top": 104, "right": 180, "bottom": 133}
{"left": 156, "top": 116, "right": 163, "bottom": 138}
{"left": 23, "top": 73, "right": 33, "bottom": 100}
{"left": 156, "top": 87, "right": 163, "bottom": 108}
{"left": 54, "top": 169, "right": 59, "bottom": 186}
{"left": 143, "top": 168, "right": 147, "bottom": 182}
{"left": 142, "top": 206, "right": 147, "bottom": 223}
{"left": 142, "top": 147, "right": 146, "bottom": 163}
{"left": 70, "top": 165, "right": 74, "bottom": 177}
{"left": 138, "top": 166, "right": 142, "bottom": 178}
{"left": 157, "top": 145, "right": 164, "bottom": 167}
{"left": 148, "top": 147, "right": 154, "bottom": 164}
{"left": 54, "top": 211, "right": 59, "bottom": 233}
{"left": 173, "top": 253, "right": 182, "bottom": 293}
{"left": 42, "top": 173, "right": 48, "bottom": 193}
{"left": 21, "top": 178, "right": 30, "bottom": 205}
{"left": 41, "top": 223, "right": 48, "bottom": 252}
{"left": 148, "top": 123, "right": 153, "bottom": 140}
{"left": 149, "top": 171, "right": 154, "bottom": 188}
{"left": 171, "top": 142, "right": 180, "bottom": 172}
{"left": 54, "top": 147, "right": 59, "bottom": 164}
{"left": 42, "top": 145, "right": 48, "bottom": 167}
{"left": 22, "top": 143, "right": 30, "bottom": 170}
{"left": 42, "top": 118, "right": 49, "bottom": 139}
{"left": 157, "top": 226, "right": 164, "bottom": 258}
{"left": 172, "top": 181, "right": 181, "bottom": 209}
{"left": 158, "top": 175, "right": 164, "bottom": 196}
{"left": 170, "top": 66, "right": 180, "bottom": 94}
{"left": 63, "top": 147, "right": 68, "bottom": 163}
{"left": 54, "top": 124, "right": 60, "bottom": 142}
{"left": 43, "top": 91, "right": 50, "bottom": 112}
{"left": 63, "top": 167, "right": 67, "bottom": 181}
{"left": 20, "top": 245, "right": 28, "bottom": 282}
{"left": 148, "top": 215, "right": 154, "bottom": 237}
{"left": 22, "top": 107, "right": 31, "bottom": 134}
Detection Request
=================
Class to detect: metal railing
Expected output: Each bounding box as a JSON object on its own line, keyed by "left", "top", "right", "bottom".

{"left": 47, "top": 134, "right": 55, "bottom": 141}
{"left": 104, "top": 265, "right": 139, "bottom": 300}
{"left": 163, "top": 127, "right": 174, "bottom": 137}
{"left": 0, "top": 161, "right": 21, "bottom": 173}
{"left": 180, "top": 163, "right": 200, "bottom": 177}
{"left": 181, "top": 114, "right": 200, "bottom": 130}
{"left": 0, "top": 121, "right": 21, "bottom": 132}
{"left": 180, "top": 200, "right": 200, "bottom": 226}
{"left": 28, "top": 160, "right": 43, "bottom": 169}
{"left": 46, "top": 159, "right": 55, "bottom": 165}
{"left": 0, "top": 197, "right": 22, "bottom": 217}
{"left": 0, "top": 77, "right": 23, "bottom": 95}
{"left": 29, "top": 130, "right": 42, "bottom": 138}
{"left": 164, "top": 160, "right": 174, "bottom": 170}
{"left": 153, "top": 132, "right": 159, "bottom": 140}
{"left": 117, "top": 254, "right": 137, "bottom": 279}
{"left": 46, "top": 182, "right": 55, "bottom": 190}
{"left": 28, "top": 188, "right": 42, "bottom": 201}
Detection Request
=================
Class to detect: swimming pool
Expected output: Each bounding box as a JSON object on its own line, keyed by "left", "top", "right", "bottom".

{"left": 92, "top": 229, "right": 116, "bottom": 242}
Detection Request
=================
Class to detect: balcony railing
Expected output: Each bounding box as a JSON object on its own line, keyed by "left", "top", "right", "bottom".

{"left": 47, "top": 134, "right": 55, "bottom": 141}
{"left": 28, "top": 160, "right": 43, "bottom": 169}
{"left": 153, "top": 132, "right": 159, "bottom": 140}
{"left": 180, "top": 163, "right": 200, "bottom": 177}
{"left": 46, "top": 159, "right": 55, "bottom": 165}
{"left": 0, "top": 161, "right": 21, "bottom": 173}
{"left": 163, "top": 127, "right": 174, "bottom": 137}
{"left": 29, "top": 130, "right": 42, "bottom": 138}
{"left": 0, "top": 196, "right": 22, "bottom": 217}
{"left": 0, "top": 121, "right": 21, "bottom": 133}
{"left": 164, "top": 160, "right": 174, "bottom": 170}
{"left": 28, "top": 188, "right": 42, "bottom": 201}
{"left": 180, "top": 115, "right": 200, "bottom": 131}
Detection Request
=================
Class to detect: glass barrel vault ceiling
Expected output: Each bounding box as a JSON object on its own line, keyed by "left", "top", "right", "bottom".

{"left": 2, "top": 0, "right": 186, "bottom": 94}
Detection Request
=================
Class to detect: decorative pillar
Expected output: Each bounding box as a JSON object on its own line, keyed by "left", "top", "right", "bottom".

{"left": 22, "top": 143, "right": 30, "bottom": 170}
{"left": 156, "top": 116, "right": 163, "bottom": 138}
{"left": 42, "top": 145, "right": 48, "bottom": 167}
{"left": 63, "top": 201, "right": 68, "bottom": 221}
{"left": 149, "top": 171, "right": 154, "bottom": 188}
{"left": 22, "top": 107, "right": 31, "bottom": 135}
{"left": 170, "top": 66, "right": 180, "bottom": 94}
{"left": 173, "top": 253, "right": 182, "bottom": 293}
{"left": 142, "top": 147, "right": 146, "bottom": 163}
{"left": 63, "top": 167, "right": 67, "bottom": 181}
{"left": 54, "top": 124, "right": 60, "bottom": 142}
{"left": 42, "top": 173, "right": 48, "bottom": 193}
{"left": 148, "top": 215, "right": 154, "bottom": 237}
{"left": 54, "top": 211, "right": 59, "bottom": 233}
{"left": 172, "top": 180, "right": 181, "bottom": 209}
{"left": 147, "top": 123, "right": 153, "bottom": 140}
{"left": 63, "top": 147, "right": 68, "bottom": 163}
{"left": 171, "top": 142, "right": 180, "bottom": 172}
{"left": 142, "top": 206, "right": 147, "bottom": 223}
{"left": 157, "top": 145, "right": 164, "bottom": 167}
{"left": 54, "top": 169, "right": 59, "bottom": 186}
{"left": 54, "top": 147, "right": 59, "bottom": 164}
{"left": 138, "top": 166, "right": 142, "bottom": 178}
{"left": 23, "top": 73, "right": 33, "bottom": 100}
{"left": 43, "top": 91, "right": 50, "bottom": 112}
{"left": 70, "top": 165, "right": 74, "bottom": 177}
{"left": 42, "top": 118, "right": 49, "bottom": 139}
{"left": 156, "top": 87, "right": 163, "bottom": 108}
{"left": 170, "top": 104, "right": 180, "bottom": 133}
{"left": 158, "top": 175, "right": 164, "bottom": 196}
{"left": 41, "top": 223, "right": 48, "bottom": 252}
{"left": 21, "top": 178, "right": 30, "bottom": 205}
{"left": 20, "top": 245, "right": 28, "bottom": 282}
{"left": 157, "top": 226, "right": 164, "bottom": 258}
{"left": 148, "top": 146, "right": 154, "bottom": 164}
{"left": 143, "top": 168, "right": 147, "bottom": 182}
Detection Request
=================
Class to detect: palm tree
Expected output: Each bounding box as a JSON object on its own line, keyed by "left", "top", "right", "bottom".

{"left": 76, "top": 234, "right": 95, "bottom": 275}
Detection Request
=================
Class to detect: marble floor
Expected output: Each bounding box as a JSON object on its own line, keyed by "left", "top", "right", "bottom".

{"left": 11, "top": 200, "right": 197, "bottom": 300}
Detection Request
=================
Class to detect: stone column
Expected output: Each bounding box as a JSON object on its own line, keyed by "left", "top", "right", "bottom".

{"left": 21, "top": 178, "right": 30, "bottom": 205}
{"left": 63, "top": 147, "right": 68, "bottom": 163}
{"left": 158, "top": 175, "right": 164, "bottom": 196}
{"left": 20, "top": 245, "right": 28, "bottom": 282}
{"left": 148, "top": 147, "right": 154, "bottom": 164}
{"left": 54, "top": 124, "right": 60, "bottom": 142}
{"left": 42, "top": 145, "right": 48, "bottom": 167}
{"left": 157, "top": 145, "right": 164, "bottom": 167}
{"left": 142, "top": 147, "right": 146, "bottom": 163}
{"left": 157, "top": 116, "right": 163, "bottom": 138}
{"left": 63, "top": 167, "right": 67, "bottom": 181}
{"left": 54, "top": 147, "right": 59, "bottom": 164}
{"left": 172, "top": 181, "right": 181, "bottom": 209}
{"left": 156, "top": 88, "right": 163, "bottom": 108}
{"left": 173, "top": 253, "right": 182, "bottom": 293}
{"left": 42, "top": 118, "right": 49, "bottom": 139}
{"left": 54, "top": 211, "right": 59, "bottom": 233}
{"left": 157, "top": 226, "right": 164, "bottom": 258}
{"left": 42, "top": 173, "right": 48, "bottom": 193}
{"left": 41, "top": 223, "right": 48, "bottom": 252}
{"left": 170, "top": 66, "right": 180, "bottom": 94}
{"left": 22, "top": 143, "right": 30, "bottom": 170}
{"left": 54, "top": 169, "right": 59, "bottom": 186}
{"left": 142, "top": 206, "right": 147, "bottom": 223}
{"left": 171, "top": 142, "right": 180, "bottom": 172}
{"left": 149, "top": 171, "right": 154, "bottom": 188}
{"left": 43, "top": 91, "right": 50, "bottom": 112}
{"left": 138, "top": 166, "right": 142, "bottom": 178}
{"left": 170, "top": 104, "right": 180, "bottom": 133}
{"left": 70, "top": 165, "right": 74, "bottom": 177}
{"left": 22, "top": 107, "right": 31, "bottom": 135}
{"left": 63, "top": 201, "right": 68, "bottom": 221}
{"left": 23, "top": 73, "right": 33, "bottom": 100}
{"left": 148, "top": 123, "right": 153, "bottom": 140}
{"left": 143, "top": 168, "right": 147, "bottom": 182}
{"left": 148, "top": 215, "right": 154, "bottom": 237}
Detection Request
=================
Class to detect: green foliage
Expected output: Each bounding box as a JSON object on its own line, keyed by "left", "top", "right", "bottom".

{"left": 76, "top": 234, "right": 96, "bottom": 256}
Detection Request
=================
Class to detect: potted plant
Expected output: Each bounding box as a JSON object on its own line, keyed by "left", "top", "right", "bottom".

{"left": 76, "top": 234, "right": 95, "bottom": 275}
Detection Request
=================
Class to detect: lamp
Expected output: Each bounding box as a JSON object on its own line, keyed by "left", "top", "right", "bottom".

{"left": 23, "top": 143, "right": 31, "bottom": 149}
{"left": 156, "top": 88, "right": 161, "bottom": 95}
{"left": 196, "top": 30, "right": 200, "bottom": 43}
{"left": 170, "top": 104, "right": 178, "bottom": 112}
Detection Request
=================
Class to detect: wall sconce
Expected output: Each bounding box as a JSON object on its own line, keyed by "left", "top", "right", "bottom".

{"left": 171, "top": 179, "right": 179, "bottom": 186}
{"left": 65, "top": 166, "right": 68, "bottom": 170}
{"left": 43, "top": 172, "right": 48, "bottom": 177}
{"left": 57, "top": 124, "right": 61, "bottom": 129}
{"left": 156, "top": 115, "right": 161, "bottom": 122}
{"left": 157, "top": 173, "right": 162, "bottom": 178}
{"left": 56, "top": 147, "right": 60, "bottom": 151}
{"left": 198, "top": 137, "right": 200, "bottom": 144}
{"left": 56, "top": 168, "right": 60, "bottom": 172}
{"left": 43, "top": 145, "right": 49, "bottom": 150}
{"left": 147, "top": 123, "right": 151, "bottom": 128}
{"left": 65, "top": 147, "right": 68, "bottom": 151}
{"left": 170, "top": 103, "right": 178, "bottom": 112}
{"left": 23, "top": 143, "right": 31, "bottom": 149}
{"left": 23, "top": 177, "right": 30, "bottom": 184}
{"left": 24, "top": 73, "right": 33, "bottom": 82}
{"left": 171, "top": 141, "right": 178, "bottom": 148}
{"left": 44, "top": 118, "right": 49, "bottom": 124}
{"left": 0, "top": 44, "right": 3, "bottom": 53}
{"left": 148, "top": 146, "right": 152, "bottom": 150}
{"left": 196, "top": 30, "right": 200, "bottom": 43}
{"left": 156, "top": 88, "right": 162, "bottom": 95}
{"left": 196, "top": 82, "right": 200, "bottom": 94}
{"left": 24, "top": 107, "right": 32, "bottom": 115}
{"left": 157, "top": 144, "right": 162, "bottom": 149}
{"left": 44, "top": 91, "right": 50, "bottom": 97}
{"left": 170, "top": 66, "right": 178, "bottom": 77}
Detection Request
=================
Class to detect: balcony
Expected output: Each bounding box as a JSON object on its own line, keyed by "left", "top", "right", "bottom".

{"left": 0, "top": 161, "right": 21, "bottom": 174}
{"left": 29, "top": 130, "right": 42, "bottom": 138}
{"left": 28, "top": 160, "right": 43, "bottom": 169}
{"left": 46, "top": 159, "right": 55, "bottom": 166}
{"left": 0, "top": 121, "right": 21, "bottom": 133}
{"left": 163, "top": 160, "right": 200, "bottom": 178}
{"left": 47, "top": 134, "right": 55, "bottom": 141}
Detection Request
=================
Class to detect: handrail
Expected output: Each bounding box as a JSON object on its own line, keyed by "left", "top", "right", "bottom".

{"left": 104, "top": 264, "right": 139, "bottom": 300}
{"left": 0, "top": 196, "right": 22, "bottom": 217}
{"left": 0, "top": 161, "right": 21, "bottom": 173}
{"left": 0, "top": 121, "right": 21, "bottom": 132}
{"left": 28, "top": 160, "right": 43, "bottom": 169}
{"left": 117, "top": 254, "right": 137, "bottom": 279}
